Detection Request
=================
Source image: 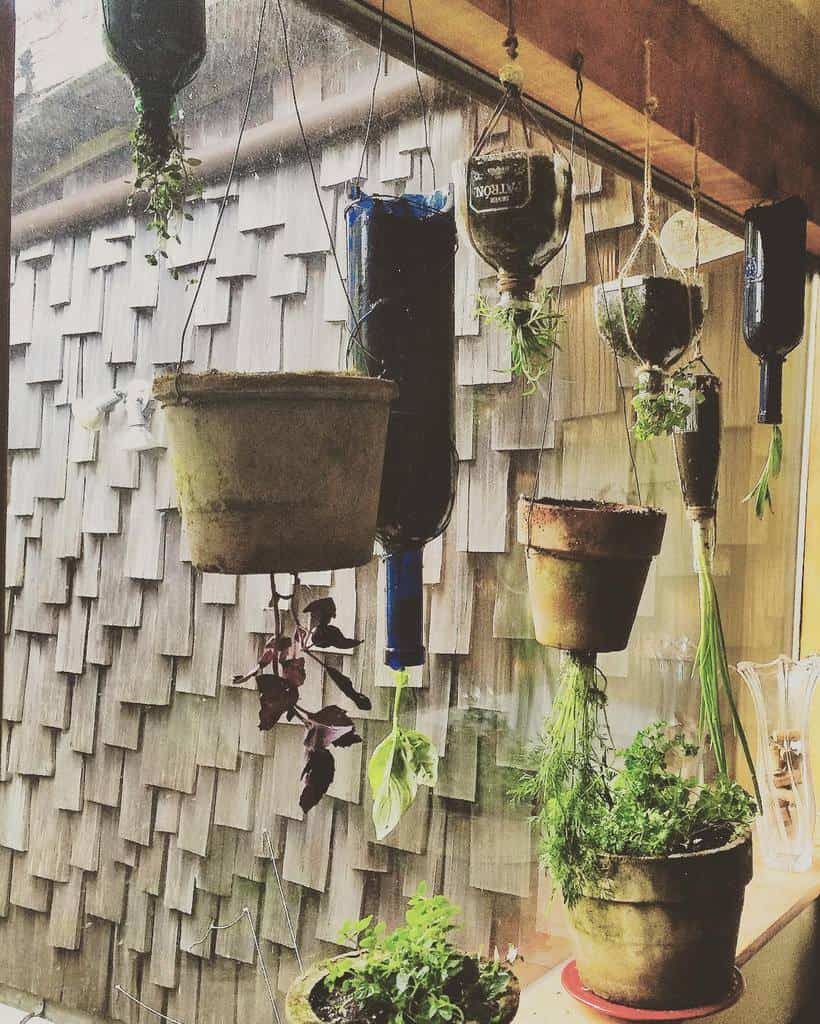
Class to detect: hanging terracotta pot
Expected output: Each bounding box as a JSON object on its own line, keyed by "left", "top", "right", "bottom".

{"left": 153, "top": 371, "right": 397, "bottom": 574}
{"left": 517, "top": 497, "right": 666, "bottom": 653}
{"left": 102, "top": 0, "right": 206, "bottom": 164}
{"left": 595, "top": 274, "right": 704, "bottom": 369}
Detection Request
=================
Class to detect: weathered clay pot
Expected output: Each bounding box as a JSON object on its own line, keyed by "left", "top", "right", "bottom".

{"left": 517, "top": 497, "right": 666, "bottom": 652}
{"left": 286, "top": 954, "right": 520, "bottom": 1024}
{"left": 569, "top": 835, "right": 753, "bottom": 1009}
{"left": 595, "top": 275, "right": 704, "bottom": 369}
{"left": 154, "top": 371, "right": 397, "bottom": 573}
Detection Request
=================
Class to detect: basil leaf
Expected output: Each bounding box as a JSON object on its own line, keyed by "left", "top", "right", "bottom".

{"left": 370, "top": 728, "right": 419, "bottom": 839}
{"left": 402, "top": 730, "right": 439, "bottom": 788}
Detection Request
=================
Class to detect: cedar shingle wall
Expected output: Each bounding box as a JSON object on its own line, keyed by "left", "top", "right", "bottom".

{"left": 1, "top": 49, "right": 806, "bottom": 1024}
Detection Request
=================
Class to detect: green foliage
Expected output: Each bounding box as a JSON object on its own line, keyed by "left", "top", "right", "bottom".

{"left": 477, "top": 289, "right": 562, "bottom": 394}
{"left": 369, "top": 670, "right": 438, "bottom": 839}
{"left": 128, "top": 99, "right": 202, "bottom": 277}
{"left": 511, "top": 654, "right": 757, "bottom": 907}
{"left": 743, "top": 424, "right": 783, "bottom": 518}
{"left": 596, "top": 283, "right": 644, "bottom": 358}
{"left": 693, "top": 528, "right": 762, "bottom": 808}
{"left": 632, "top": 369, "right": 701, "bottom": 442}
{"left": 325, "top": 884, "right": 514, "bottom": 1024}
{"left": 509, "top": 652, "right": 611, "bottom": 908}
{"left": 582, "top": 724, "right": 756, "bottom": 858}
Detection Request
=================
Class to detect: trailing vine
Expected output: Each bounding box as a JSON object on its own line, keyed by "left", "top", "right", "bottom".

{"left": 477, "top": 288, "right": 562, "bottom": 394}
{"left": 127, "top": 97, "right": 202, "bottom": 276}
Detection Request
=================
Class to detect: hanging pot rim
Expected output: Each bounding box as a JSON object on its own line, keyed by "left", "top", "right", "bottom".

{"left": 153, "top": 370, "right": 398, "bottom": 406}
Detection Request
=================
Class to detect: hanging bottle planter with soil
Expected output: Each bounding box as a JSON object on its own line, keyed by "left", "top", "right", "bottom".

{"left": 346, "top": 188, "right": 457, "bottom": 672}
{"left": 154, "top": 372, "right": 397, "bottom": 574}
{"left": 671, "top": 373, "right": 760, "bottom": 801}
{"left": 455, "top": 60, "right": 573, "bottom": 390}
{"left": 102, "top": 0, "right": 207, "bottom": 267}
{"left": 742, "top": 196, "right": 808, "bottom": 518}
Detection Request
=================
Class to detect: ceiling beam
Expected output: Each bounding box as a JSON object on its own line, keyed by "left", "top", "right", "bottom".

{"left": 317, "top": 0, "right": 820, "bottom": 257}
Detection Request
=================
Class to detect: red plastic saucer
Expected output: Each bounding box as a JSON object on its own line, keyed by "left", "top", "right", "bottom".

{"left": 560, "top": 961, "right": 745, "bottom": 1021}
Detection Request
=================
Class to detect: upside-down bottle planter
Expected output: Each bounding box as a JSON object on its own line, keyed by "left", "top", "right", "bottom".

{"left": 454, "top": 66, "right": 573, "bottom": 389}
{"left": 153, "top": 372, "right": 396, "bottom": 573}
{"left": 102, "top": 0, "right": 207, "bottom": 265}
{"left": 742, "top": 197, "right": 808, "bottom": 517}
{"left": 516, "top": 497, "right": 666, "bottom": 654}
{"left": 346, "top": 189, "right": 456, "bottom": 671}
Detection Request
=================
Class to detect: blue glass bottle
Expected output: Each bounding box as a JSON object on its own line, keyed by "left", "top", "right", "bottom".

{"left": 346, "top": 189, "right": 456, "bottom": 669}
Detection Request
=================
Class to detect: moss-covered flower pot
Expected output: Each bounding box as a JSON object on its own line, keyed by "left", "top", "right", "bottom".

{"left": 154, "top": 371, "right": 397, "bottom": 574}
{"left": 595, "top": 275, "right": 704, "bottom": 369}
{"left": 286, "top": 954, "right": 520, "bottom": 1024}
{"left": 517, "top": 497, "right": 666, "bottom": 653}
{"left": 569, "top": 834, "right": 752, "bottom": 1009}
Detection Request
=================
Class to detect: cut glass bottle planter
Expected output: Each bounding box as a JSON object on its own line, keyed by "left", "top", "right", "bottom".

{"left": 736, "top": 655, "right": 820, "bottom": 872}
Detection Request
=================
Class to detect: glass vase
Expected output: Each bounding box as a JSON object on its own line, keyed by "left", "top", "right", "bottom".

{"left": 736, "top": 655, "right": 820, "bottom": 872}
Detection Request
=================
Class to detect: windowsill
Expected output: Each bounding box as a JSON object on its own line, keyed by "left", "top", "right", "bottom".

{"left": 516, "top": 854, "right": 820, "bottom": 1021}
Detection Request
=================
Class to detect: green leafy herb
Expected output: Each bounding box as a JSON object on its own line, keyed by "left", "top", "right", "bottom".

{"left": 509, "top": 652, "right": 611, "bottom": 907}
{"left": 369, "top": 670, "right": 438, "bottom": 839}
{"left": 128, "top": 97, "right": 203, "bottom": 277}
{"left": 477, "top": 289, "right": 562, "bottom": 394}
{"left": 596, "top": 283, "right": 644, "bottom": 358}
{"left": 512, "top": 712, "right": 757, "bottom": 909}
{"left": 693, "top": 525, "right": 761, "bottom": 809}
{"left": 632, "top": 369, "right": 700, "bottom": 441}
{"left": 324, "top": 884, "right": 516, "bottom": 1024}
{"left": 743, "top": 424, "right": 783, "bottom": 518}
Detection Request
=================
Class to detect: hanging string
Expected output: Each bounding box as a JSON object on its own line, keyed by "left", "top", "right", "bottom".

{"left": 525, "top": 61, "right": 582, "bottom": 532}
{"left": 274, "top": 0, "right": 378, "bottom": 366}
{"left": 262, "top": 827, "right": 305, "bottom": 971}
{"left": 687, "top": 112, "right": 711, "bottom": 371}
{"left": 187, "top": 906, "right": 280, "bottom": 1024}
{"left": 503, "top": 0, "right": 519, "bottom": 60}
{"left": 575, "top": 55, "right": 643, "bottom": 505}
{"left": 114, "top": 986, "right": 187, "bottom": 1024}
{"left": 356, "top": 0, "right": 386, "bottom": 185}
{"left": 407, "top": 0, "right": 438, "bottom": 189}
{"left": 173, "top": 0, "right": 269, "bottom": 389}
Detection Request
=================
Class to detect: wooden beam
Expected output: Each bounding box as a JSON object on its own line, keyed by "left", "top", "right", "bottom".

{"left": 325, "top": 0, "right": 820, "bottom": 256}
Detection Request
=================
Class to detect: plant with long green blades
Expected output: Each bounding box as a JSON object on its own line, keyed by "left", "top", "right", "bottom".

{"left": 743, "top": 424, "right": 783, "bottom": 518}
{"left": 693, "top": 524, "right": 761, "bottom": 809}
{"left": 477, "top": 288, "right": 562, "bottom": 394}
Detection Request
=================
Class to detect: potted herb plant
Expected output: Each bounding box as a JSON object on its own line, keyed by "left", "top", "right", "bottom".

{"left": 153, "top": 371, "right": 397, "bottom": 573}
{"left": 285, "top": 884, "right": 520, "bottom": 1024}
{"left": 513, "top": 722, "right": 756, "bottom": 1010}
{"left": 455, "top": 63, "right": 572, "bottom": 388}
{"left": 102, "top": 0, "right": 207, "bottom": 267}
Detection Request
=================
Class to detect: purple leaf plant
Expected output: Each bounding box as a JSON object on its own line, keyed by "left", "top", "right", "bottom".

{"left": 232, "top": 577, "right": 369, "bottom": 813}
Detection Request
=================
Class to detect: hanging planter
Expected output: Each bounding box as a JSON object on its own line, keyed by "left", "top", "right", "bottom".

{"left": 742, "top": 196, "right": 808, "bottom": 517}
{"left": 102, "top": 0, "right": 207, "bottom": 267}
{"left": 346, "top": 189, "right": 457, "bottom": 671}
{"left": 517, "top": 497, "right": 666, "bottom": 653}
{"left": 670, "top": 373, "right": 760, "bottom": 803}
{"left": 153, "top": 372, "right": 396, "bottom": 574}
{"left": 454, "top": 62, "right": 572, "bottom": 389}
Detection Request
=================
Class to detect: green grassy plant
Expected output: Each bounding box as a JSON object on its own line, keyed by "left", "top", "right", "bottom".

{"left": 743, "top": 424, "right": 783, "bottom": 518}
{"left": 477, "top": 289, "right": 562, "bottom": 394}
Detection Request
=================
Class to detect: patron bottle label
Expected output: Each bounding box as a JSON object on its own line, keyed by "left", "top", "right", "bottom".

{"left": 468, "top": 154, "right": 531, "bottom": 214}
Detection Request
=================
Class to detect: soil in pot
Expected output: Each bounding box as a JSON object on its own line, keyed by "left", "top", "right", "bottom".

{"left": 673, "top": 373, "right": 721, "bottom": 516}
{"left": 596, "top": 275, "right": 704, "bottom": 369}
{"left": 569, "top": 834, "right": 753, "bottom": 1009}
{"left": 153, "top": 371, "right": 397, "bottom": 574}
{"left": 456, "top": 149, "right": 573, "bottom": 297}
{"left": 517, "top": 497, "right": 667, "bottom": 652}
